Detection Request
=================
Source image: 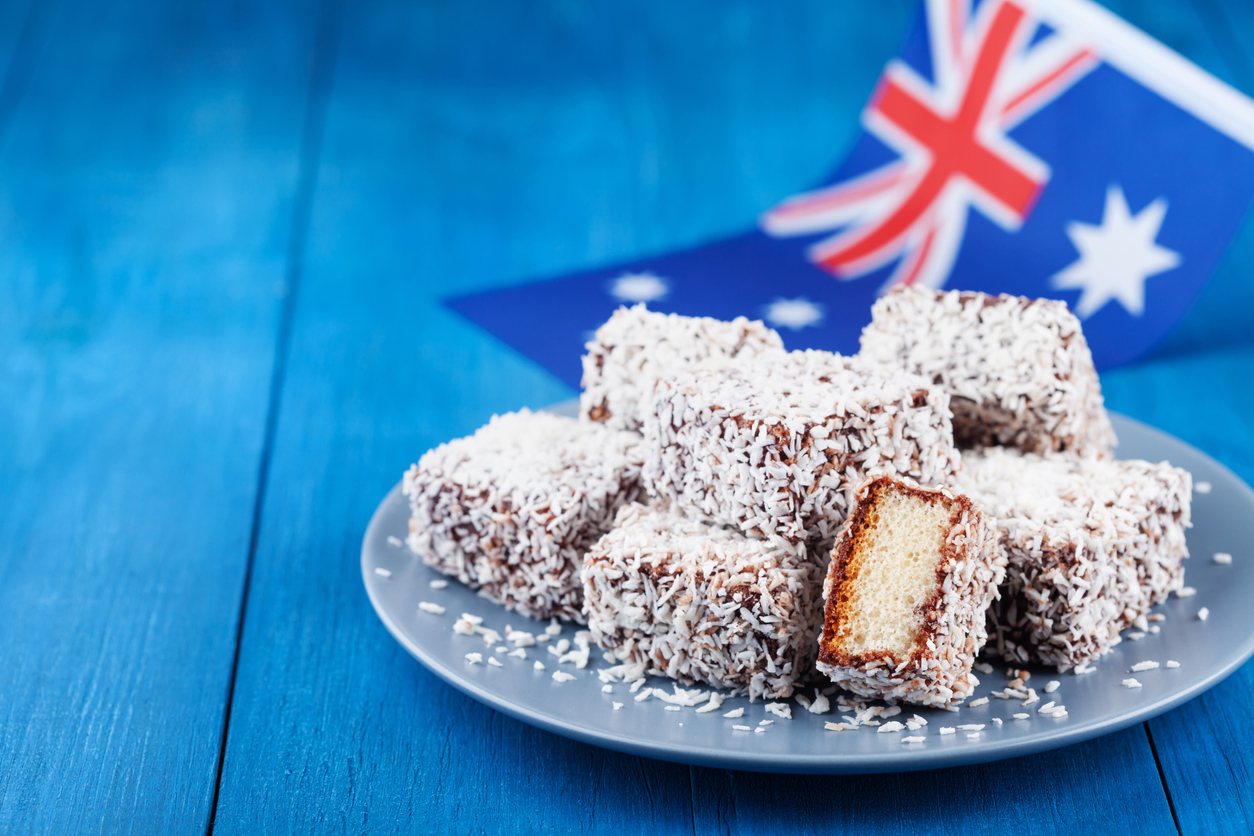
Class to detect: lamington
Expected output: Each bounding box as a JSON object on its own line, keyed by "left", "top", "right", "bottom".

{"left": 641, "top": 352, "right": 960, "bottom": 546}
{"left": 583, "top": 503, "right": 824, "bottom": 699}
{"left": 817, "top": 476, "right": 1004, "bottom": 707}
{"left": 955, "top": 447, "right": 1192, "bottom": 669}
{"left": 859, "top": 286, "right": 1116, "bottom": 457}
{"left": 404, "top": 409, "right": 643, "bottom": 622}
{"left": 580, "top": 303, "right": 784, "bottom": 432}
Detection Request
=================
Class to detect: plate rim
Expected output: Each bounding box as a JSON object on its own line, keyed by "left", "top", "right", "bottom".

{"left": 362, "top": 410, "right": 1254, "bottom": 773}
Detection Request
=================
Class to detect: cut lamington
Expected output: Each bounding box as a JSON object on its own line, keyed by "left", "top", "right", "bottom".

{"left": 859, "top": 286, "right": 1116, "bottom": 457}
{"left": 404, "top": 409, "right": 643, "bottom": 622}
{"left": 817, "top": 476, "right": 1004, "bottom": 707}
{"left": 641, "top": 351, "right": 960, "bottom": 546}
{"left": 580, "top": 303, "right": 784, "bottom": 432}
{"left": 583, "top": 503, "right": 824, "bottom": 699}
{"left": 956, "top": 447, "right": 1192, "bottom": 669}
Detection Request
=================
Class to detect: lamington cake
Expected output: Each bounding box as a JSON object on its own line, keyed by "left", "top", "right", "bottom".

{"left": 580, "top": 303, "right": 784, "bottom": 432}
{"left": 859, "top": 286, "right": 1116, "bottom": 457}
{"left": 956, "top": 447, "right": 1192, "bottom": 669}
{"left": 641, "top": 352, "right": 960, "bottom": 546}
{"left": 817, "top": 476, "right": 1004, "bottom": 707}
{"left": 404, "top": 409, "right": 643, "bottom": 621}
{"left": 583, "top": 503, "right": 824, "bottom": 699}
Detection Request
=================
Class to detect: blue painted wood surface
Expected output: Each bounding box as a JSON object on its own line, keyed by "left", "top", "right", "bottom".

{"left": 2, "top": 0, "right": 1254, "bottom": 832}
{"left": 0, "top": 0, "right": 314, "bottom": 831}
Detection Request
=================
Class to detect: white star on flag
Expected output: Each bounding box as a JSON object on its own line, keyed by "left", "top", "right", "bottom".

{"left": 764, "top": 298, "right": 824, "bottom": 331}
{"left": 609, "top": 273, "right": 669, "bottom": 303}
{"left": 1051, "top": 184, "right": 1181, "bottom": 319}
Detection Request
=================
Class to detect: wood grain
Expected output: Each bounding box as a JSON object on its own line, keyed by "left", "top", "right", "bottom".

{"left": 0, "top": 0, "right": 317, "bottom": 831}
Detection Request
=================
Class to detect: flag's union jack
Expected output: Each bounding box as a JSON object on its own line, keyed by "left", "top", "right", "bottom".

{"left": 762, "top": 0, "right": 1096, "bottom": 290}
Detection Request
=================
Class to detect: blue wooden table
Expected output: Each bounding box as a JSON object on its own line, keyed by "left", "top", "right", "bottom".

{"left": 3, "top": 0, "right": 1254, "bottom": 832}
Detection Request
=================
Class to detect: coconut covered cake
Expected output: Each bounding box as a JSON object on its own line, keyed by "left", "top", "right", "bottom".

{"left": 956, "top": 447, "right": 1192, "bottom": 669}
{"left": 817, "top": 476, "right": 1005, "bottom": 707}
{"left": 583, "top": 502, "right": 824, "bottom": 699}
{"left": 580, "top": 303, "right": 784, "bottom": 433}
{"left": 859, "top": 286, "right": 1116, "bottom": 457}
{"left": 641, "top": 351, "right": 960, "bottom": 546}
{"left": 404, "top": 409, "right": 644, "bottom": 622}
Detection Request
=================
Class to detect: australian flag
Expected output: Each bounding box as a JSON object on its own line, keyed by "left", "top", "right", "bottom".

{"left": 447, "top": 0, "right": 1254, "bottom": 388}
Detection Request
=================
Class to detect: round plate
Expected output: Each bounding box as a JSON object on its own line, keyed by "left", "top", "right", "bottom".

{"left": 363, "top": 407, "right": 1254, "bottom": 773}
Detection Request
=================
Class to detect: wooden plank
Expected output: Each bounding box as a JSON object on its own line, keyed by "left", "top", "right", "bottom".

{"left": 0, "top": 0, "right": 318, "bottom": 831}
{"left": 690, "top": 727, "right": 1175, "bottom": 835}
{"left": 1103, "top": 345, "right": 1254, "bottom": 835}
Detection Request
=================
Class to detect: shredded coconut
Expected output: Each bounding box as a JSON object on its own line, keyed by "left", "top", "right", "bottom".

{"left": 1123, "top": 678, "right": 1142, "bottom": 688}
{"left": 465, "top": 653, "right": 482, "bottom": 665}
{"left": 1198, "top": 607, "right": 1210, "bottom": 622}
{"left": 1166, "top": 660, "right": 1180, "bottom": 668}
{"left": 957, "top": 447, "right": 1191, "bottom": 668}
{"left": 1195, "top": 481, "right": 1212, "bottom": 494}
{"left": 374, "top": 567, "right": 392, "bottom": 578}
{"left": 488, "top": 657, "right": 502, "bottom": 667}
{"left": 968, "top": 697, "right": 989, "bottom": 708}
{"left": 1214, "top": 552, "right": 1233, "bottom": 565}
{"left": 584, "top": 503, "right": 822, "bottom": 700}
{"left": 418, "top": 602, "right": 445, "bottom": 615}
{"left": 552, "top": 671, "right": 576, "bottom": 683}
{"left": 1131, "top": 661, "right": 1160, "bottom": 672}
{"left": 860, "top": 287, "right": 1114, "bottom": 456}
{"left": 696, "top": 695, "right": 725, "bottom": 714}
{"left": 429, "top": 579, "right": 449, "bottom": 589}
{"left": 1043, "top": 680, "right": 1060, "bottom": 694}
{"left": 387, "top": 535, "right": 403, "bottom": 547}
{"left": 1177, "top": 587, "right": 1197, "bottom": 598}
{"left": 723, "top": 708, "right": 745, "bottom": 719}
{"left": 404, "top": 410, "right": 643, "bottom": 621}
{"left": 765, "top": 703, "right": 793, "bottom": 720}
{"left": 580, "top": 304, "right": 784, "bottom": 432}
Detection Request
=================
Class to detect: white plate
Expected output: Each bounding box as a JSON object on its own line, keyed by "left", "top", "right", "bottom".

{"left": 363, "top": 409, "right": 1254, "bottom": 773}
